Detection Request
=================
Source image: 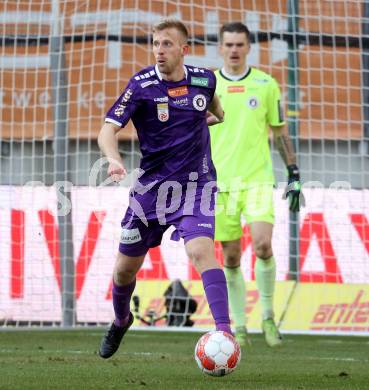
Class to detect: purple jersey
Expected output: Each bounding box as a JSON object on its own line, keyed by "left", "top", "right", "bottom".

{"left": 105, "top": 64, "right": 217, "bottom": 185}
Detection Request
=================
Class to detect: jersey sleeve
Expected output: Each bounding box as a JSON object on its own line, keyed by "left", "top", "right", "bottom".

{"left": 266, "top": 78, "right": 285, "bottom": 127}
{"left": 105, "top": 78, "right": 140, "bottom": 128}
{"left": 208, "top": 69, "right": 217, "bottom": 101}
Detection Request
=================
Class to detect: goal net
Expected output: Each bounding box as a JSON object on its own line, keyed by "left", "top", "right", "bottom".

{"left": 1, "top": 1, "right": 368, "bottom": 334}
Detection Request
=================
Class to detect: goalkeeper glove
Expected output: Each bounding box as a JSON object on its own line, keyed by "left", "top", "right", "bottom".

{"left": 283, "top": 164, "right": 305, "bottom": 212}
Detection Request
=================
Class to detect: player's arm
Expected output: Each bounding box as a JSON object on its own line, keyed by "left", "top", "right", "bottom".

{"left": 98, "top": 122, "right": 127, "bottom": 181}
{"left": 207, "top": 94, "right": 224, "bottom": 126}
{"left": 271, "top": 125, "right": 296, "bottom": 166}
{"left": 99, "top": 80, "right": 138, "bottom": 181}
{"left": 271, "top": 125, "right": 304, "bottom": 212}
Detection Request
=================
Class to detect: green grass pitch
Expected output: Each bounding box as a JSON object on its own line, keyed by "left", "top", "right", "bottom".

{"left": 0, "top": 330, "right": 368, "bottom": 389}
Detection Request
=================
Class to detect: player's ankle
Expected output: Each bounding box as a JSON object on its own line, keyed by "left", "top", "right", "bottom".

{"left": 114, "top": 315, "right": 130, "bottom": 327}
{"left": 216, "top": 323, "right": 233, "bottom": 335}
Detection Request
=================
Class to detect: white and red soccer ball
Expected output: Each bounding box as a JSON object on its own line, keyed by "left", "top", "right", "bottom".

{"left": 194, "top": 331, "right": 241, "bottom": 377}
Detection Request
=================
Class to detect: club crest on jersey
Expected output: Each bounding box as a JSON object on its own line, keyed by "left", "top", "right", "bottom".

{"left": 192, "top": 94, "right": 207, "bottom": 111}
{"left": 157, "top": 103, "right": 169, "bottom": 122}
{"left": 247, "top": 96, "right": 260, "bottom": 109}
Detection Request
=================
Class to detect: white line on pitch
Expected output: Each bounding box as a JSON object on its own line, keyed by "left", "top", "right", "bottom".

{"left": 0, "top": 348, "right": 157, "bottom": 356}
{"left": 307, "top": 356, "right": 367, "bottom": 363}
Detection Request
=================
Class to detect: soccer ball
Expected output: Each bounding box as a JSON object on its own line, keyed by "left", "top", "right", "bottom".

{"left": 194, "top": 331, "right": 241, "bottom": 377}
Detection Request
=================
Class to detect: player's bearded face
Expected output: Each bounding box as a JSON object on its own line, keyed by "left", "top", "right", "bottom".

{"left": 153, "top": 28, "right": 187, "bottom": 75}
{"left": 220, "top": 32, "right": 250, "bottom": 72}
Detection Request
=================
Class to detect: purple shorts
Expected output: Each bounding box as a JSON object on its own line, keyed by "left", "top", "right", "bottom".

{"left": 119, "top": 180, "right": 216, "bottom": 257}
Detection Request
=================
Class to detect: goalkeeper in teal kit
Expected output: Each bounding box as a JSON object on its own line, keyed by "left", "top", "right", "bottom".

{"left": 210, "top": 22, "right": 303, "bottom": 347}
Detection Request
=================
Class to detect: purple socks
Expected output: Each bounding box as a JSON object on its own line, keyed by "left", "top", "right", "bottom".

{"left": 112, "top": 270, "right": 231, "bottom": 333}
{"left": 112, "top": 279, "right": 136, "bottom": 327}
{"left": 201, "top": 268, "right": 232, "bottom": 335}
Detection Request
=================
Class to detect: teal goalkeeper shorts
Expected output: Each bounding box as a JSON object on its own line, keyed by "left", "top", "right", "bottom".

{"left": 214, "top": 185, "right": 275, "bottom": 242}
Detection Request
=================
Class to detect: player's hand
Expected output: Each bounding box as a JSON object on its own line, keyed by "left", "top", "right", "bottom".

{"left": 107, "top": 159, "right": 127, "bottom": 183}
{"left": 206, "top": 111, "right": 224, "bottom": 126}
{"left": 283, "top": 164, "right": 305, "bottom": 212}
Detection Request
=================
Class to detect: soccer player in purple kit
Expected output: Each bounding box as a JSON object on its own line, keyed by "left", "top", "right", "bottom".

{"left": 98, "top": 19, "right": 231, "bottom": 359}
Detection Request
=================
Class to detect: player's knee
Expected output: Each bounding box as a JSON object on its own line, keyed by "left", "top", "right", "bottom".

{"left": 222, "top": 241, "right": 241, "bottom": 267}
{"left": 113, "top": 259, "right": 138, "bottom": 285}
{"left": 224, "top": 251, "right": 241, "bottom": 267}
{"left": 114, "top": 268, "right": 136, "bottom": 285}
{"left": 185, "top": 237, "right": 217, "bottom": 274}
{"left": 253, "top": 238, "right": 272, "bottom": 259}
{"left": 187, "top": 244, "right": 213, "bottom": 272}
{"left": 187, "top": 245, "right": 206, "bottom": 266}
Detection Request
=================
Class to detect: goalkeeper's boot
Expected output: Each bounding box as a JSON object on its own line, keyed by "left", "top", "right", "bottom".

{"left": 99, "top": 312, "right": 134, "bottom": 359}
{"left": 235, "top": 326, "right": 252, "bottom": 347}
{"left": 262, "top": 318, "right": 283, "bottom": 347}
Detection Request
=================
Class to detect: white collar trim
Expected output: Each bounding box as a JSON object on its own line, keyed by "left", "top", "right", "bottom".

{"left": 154, "top": 64, "right": 188, "bottom": 81}
{"left": 221, "top": 66, "right": 250, "bottom": 81}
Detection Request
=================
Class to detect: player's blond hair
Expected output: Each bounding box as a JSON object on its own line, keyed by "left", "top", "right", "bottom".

{"left": 153, "top": 19, "right": 189, "bottom": 43}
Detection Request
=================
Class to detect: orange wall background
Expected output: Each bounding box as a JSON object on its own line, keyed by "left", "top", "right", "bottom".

{"left": 0, "top": 1, "right": 363, "bottom": 140}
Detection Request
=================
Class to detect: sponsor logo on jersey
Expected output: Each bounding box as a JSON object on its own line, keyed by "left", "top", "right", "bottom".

{"left": 227, "top": 85, "right": 245, "bottom": 93}
{"left": 114, "top": 104, "right": 126, "bottom": 117}
{"left": 191, "top": 77, "right": 209, "bottom": 87}
{"left": 193, "top": 94, "right": 207, "bottom": 111}
{"left": 247, "top": 96, "right": 260, "bottom": 109}
{"left": 197, "top": 223, "right": 212, "bottom": 228}
{"left": 157, "top": 103, "right": 169, "bottom": 122}
{"left": 173, "top": 97, "right": 188, "bottom": 106}
{"left": 140, "top": 79, "right": 159, "bottom": 88}
{"left": 202, "top": 155, "right": 209, "bottom": 173}
{"left": 120, "top": 228, "right": 142, "bottom": 244}
{"left": 168, "top": 85, "right": 188, "bottom": 97}
{"left": 252, "top": 77, "right": 269, "bottom": 84}
{"left": 154, "top": 96, "right": 169, "bottom": 103}
{"left": 121, "top": 89, "right": 133, "bottom": 103}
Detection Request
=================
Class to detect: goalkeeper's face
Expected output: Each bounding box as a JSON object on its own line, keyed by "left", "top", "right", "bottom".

{"left": 220, "top": 32, "right": 250, "bottom": 73}
{"left": 153, "top": 28, "right": 189, "bottom": 76}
